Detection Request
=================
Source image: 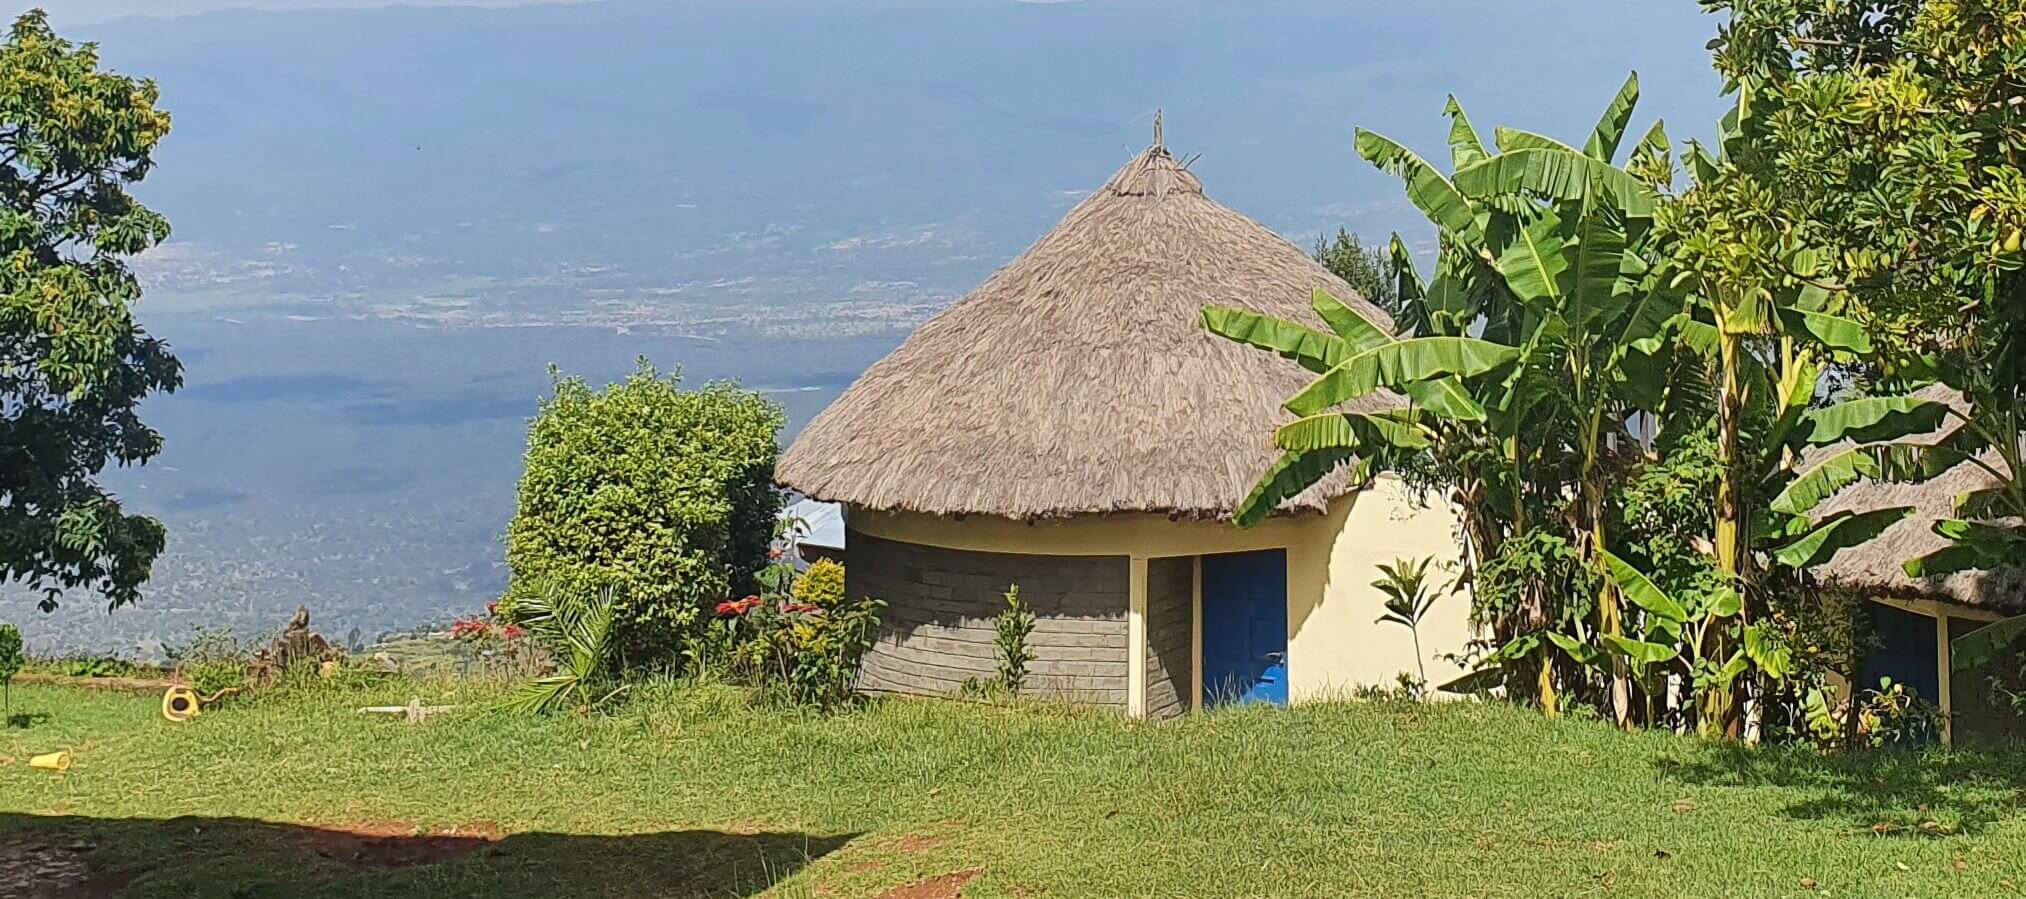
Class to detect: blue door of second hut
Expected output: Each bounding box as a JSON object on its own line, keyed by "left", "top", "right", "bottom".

{"left": 1201, "top": 549, "right": 1289, "bottom": 707}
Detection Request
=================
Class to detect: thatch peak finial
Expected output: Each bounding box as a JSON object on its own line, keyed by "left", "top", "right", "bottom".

{"left": 1153, "top": 109, "right": 1163, "bottom": 148}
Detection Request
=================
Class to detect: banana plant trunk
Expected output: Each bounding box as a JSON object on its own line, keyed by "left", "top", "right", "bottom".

{"left": 1705, "top": 327, "right": 1747, "bottom": 739}
{"left": 1585, "top": 474, "right": 1632, "bottom": 730}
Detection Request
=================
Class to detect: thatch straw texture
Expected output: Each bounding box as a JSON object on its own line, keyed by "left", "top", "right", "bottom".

{"left": 1810, "top": 387, "right": 2024, "bottom": 611}
{"left": 779, "top": 142, "right": 1398, "bottom": 519}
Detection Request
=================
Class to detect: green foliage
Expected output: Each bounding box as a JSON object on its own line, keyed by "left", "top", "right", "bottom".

{"left": 0, "top": 623, "right": 20, "bottom": 710}
{"left": 0, "top": 11, "right": 182, "bottom": 612}
{"left": 1311, "top": 228, "right": 1407, "bottom": 328}
{"left": 502, "top": 586, "right": 624, "bottom": 716}
{"left": 1371, "top": 557, "right": 1441, "bottom": 694}
{"left": 502, "top": 360, "right": 784, "bottom": 665}
{"left": 993, "top": 584, "right": 1036, "bottom": 695}
{"left": 166, "top": 628, "right": 255, "bottom": 698}
{"left": 791, "top": 559, "right": 846, "bottom": 609}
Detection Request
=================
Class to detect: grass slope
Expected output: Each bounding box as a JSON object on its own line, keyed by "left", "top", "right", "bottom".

{"left": 3, "top": 679, "right": 2025, "bottom": 898}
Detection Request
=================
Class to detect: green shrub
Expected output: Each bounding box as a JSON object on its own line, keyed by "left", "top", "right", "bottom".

{"left": 792, "top": 559, "right": 846, "bottom": 608}
{"left": 993, "top": 584, "right": 1035, "bottom": 695}
{"left": 0, "top": 624, "right": 21, "bottom": 711}
{"left": 761, "top": 594, "right": 886, "bottom": 711}
{"left": 502, "top": 360, "right": 784, "bottom": 666}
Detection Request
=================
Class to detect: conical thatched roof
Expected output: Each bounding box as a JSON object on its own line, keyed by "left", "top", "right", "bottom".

{"left": 1810, "top": 387, "right": 2025, "bottom": 611}
{"left": 779, "top": 140, "right": 1399, "bottom": 520}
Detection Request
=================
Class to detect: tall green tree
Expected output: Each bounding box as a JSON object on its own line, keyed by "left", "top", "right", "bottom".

{"left": 0, "top": 10, "right": 180, "bottom": 612}
{"left": 1691, "top": 0, "right": 2026, "bottom": 703}
{"left": 1311, "top": 228, "right": 1406, "bottom": 329}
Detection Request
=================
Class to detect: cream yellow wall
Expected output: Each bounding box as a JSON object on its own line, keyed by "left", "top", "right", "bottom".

{"left": 1285, "top": 477, "right": 1472, "bottom": 699}
{"left": 848, "top": 475, "right": 1472, "bottom": 712}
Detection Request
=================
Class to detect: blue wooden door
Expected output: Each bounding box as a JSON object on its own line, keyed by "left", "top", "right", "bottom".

{"left": 1201, "top": 549, "right": 1289, "bottom": 707}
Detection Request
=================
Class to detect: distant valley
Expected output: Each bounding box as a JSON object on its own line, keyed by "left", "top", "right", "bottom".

{"left": 8, "top": 0, "right": 1726, "bottom": 653}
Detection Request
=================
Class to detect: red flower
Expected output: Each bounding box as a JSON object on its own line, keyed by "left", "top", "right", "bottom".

{"left": 716, "top": 595, "right": 764, "bottom": 616}
{"left": 768, "top": 547, "right": 784, "bottom": 560}
{"left": 501, "top": 625, "right": 524, "bottom": 640}
{"left": 783, "top": 602, "right": 819, "bottom": 614}
{"left": 485, "top": 601, "right": 500, "bottom": 617}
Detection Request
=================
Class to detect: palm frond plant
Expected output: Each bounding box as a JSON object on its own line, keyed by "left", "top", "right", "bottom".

{"left": 1372, "top": 557, "right": 1443, "bottom": 692}
{"left": 501, "top": 585, "right": 627, "bottom": 716}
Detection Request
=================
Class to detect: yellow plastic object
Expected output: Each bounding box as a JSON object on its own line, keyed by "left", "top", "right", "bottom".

{"left": 30, "top": 751, "right": 70, "bottom": 772}
{"left": 162, "top": 685, "right": 201, "bottom": 723}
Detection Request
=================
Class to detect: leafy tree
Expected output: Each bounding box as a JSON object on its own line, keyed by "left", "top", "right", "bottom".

{"left": 0, "top": 10, "right": 180, "bottom": 612}
{"left": 502, "top": 361, "right": 784, "bottom": 664}
{"left": 1311, "top": 228, "right": 1404, "bottom": 327}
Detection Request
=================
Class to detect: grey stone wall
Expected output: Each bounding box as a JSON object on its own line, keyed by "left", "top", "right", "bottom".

{"left": 1144, "top": 556, "right": 1195, "bottom": 721}
{"left": 848, "top": 530, "right": 1130, "bottom": 707}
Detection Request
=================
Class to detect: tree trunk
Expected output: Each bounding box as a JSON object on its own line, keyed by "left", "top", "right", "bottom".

{"left": 1584, "top": 472, "right": 1632, "bottom": 730}
{"left": 1705, "top": 327, "right": 1747, "bottom": 739}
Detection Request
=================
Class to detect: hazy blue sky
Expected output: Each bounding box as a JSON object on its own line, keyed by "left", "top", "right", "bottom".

{"left": 42, "top": 0, "right": 583, "bottom": 25}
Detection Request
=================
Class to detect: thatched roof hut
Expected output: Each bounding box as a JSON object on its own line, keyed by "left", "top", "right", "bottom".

{"left": 1810, "top": 387, "right": 2024, "bottom": 613}
{"left": 778, "top": 139, "right": 1398, "bottom": 520}
{"left": 779, "top": 133, "right": 1469, "bottom": 720}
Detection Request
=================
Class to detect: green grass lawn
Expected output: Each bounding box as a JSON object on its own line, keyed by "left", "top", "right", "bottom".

{"left": 3, "top": 678, "right": 2025, "bottom": 898}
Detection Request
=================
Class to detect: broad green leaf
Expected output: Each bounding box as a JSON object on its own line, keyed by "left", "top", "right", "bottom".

{"left": 1952, "top": 615, "right": 2026, "bottom": 672}
{"left": 1600, "top": 634, "right": 1680, "bottom": 666}
{"left": 1743, "top": 624, "right": 1792, "bottom": 680}
{"left": 1202, "top": 305, "right": 1348, "bottom": 375}
{"left": 1779, "top": 307, "right": 1872, "bottom": 354}
{"left": 1955, "top": 486, "right": 2016, "bottom": 520}
{"left": 1792, "top": 395, "right": 1948, "bottom": 447}
{"left": 1873, "top": 424, "right": 1991, "bottom": 483}
{"left": 1232, "top": 449, "right": 1356, "bottom": 528}
{"left": 1585, "top": 71, "right": 1640, "bottom": 162}
{"left": 1546, "top": 630, "right": 1610, "bottom": 670}
{"left": 1285, "top": 337, "right": 1521, "bottom": 416}
{"left": 1356, "top": 129, "right": 1477, "bottom": 237}
{"left": 1768, "top": 507, "right": 1916, "bottom": 569}
{"left": 1631, "top": 118, "right": 1669, "bottom": 163}
{"left": 1684, "top": 138, "right": 1721, "bottom": 185}
{"left": 1274, "top": 412, "right": 1430, "bottom": 453}
{"left": 1598, "top": 550, "right": 1687, "bottom": 625}
{"left": 1559, "top": 202, "right": 1629, "bottom": 328}
{"left": 1705, "top": 586, "right": 1743, "bottom": 619}
{"left": 1492, "top": 207, "right": 1569, "bottom": 306}
{"left": 1309, "top": 288, "right": 1393, "bottom": 352}
{"left": 1763, "top": 358, "right": 1820, "bottom": 453}
{"left": 1903, "top": 520, "right": 2026, "bottom": 576}
{"left": 1770, "top": 446, "right": 1880, "bottom": 515}
{"left": 1400, "top": 377, "right": 1489, "bottom": 422}
{"left": 1442, "top": 95, "right": 1488, "bottom": 169}
{"left": 1461, "top": 137, "right": 1659, "bottom": 218}
{"left": 1666, "top": 314, "right": 1720, "bottom": 357}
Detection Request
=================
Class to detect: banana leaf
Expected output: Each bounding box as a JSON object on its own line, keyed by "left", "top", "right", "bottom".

{"left": 1598, "top": 549, "right": 1687, "bottom": 626}
{"left": 1490, "top": 206, "right": 1569, "bottom": 306}
{"left": 1547, "top": 630, "right": 1609, "bottom": 670}
{"left": 1600, "top": 634, "right": 1680, "bottom": 667}
{"left": 1779, "top": 307, "right": 1872, "bottom": 354}
{"left": 1767, "top": 507, "right": 1916, "bottom": 569}
{"left": 1274, "top": 412, "right": 1430, "bottom": 453}
{"left": 1442, "top": 95, "right": 1489, "bottom": 169}
{"left": 1460, "top": 137, "right": 1659, "bottom": 218}
{"left": 1202, "top": 305, "right": 1348, "bottom": 374}
{"left": 1791, "top": 395, "right": 1949, "bottom": 447}
{"left": 1356, "top": 129, "right": 1478, "bottom": 237}
{"left": 1584, "top": 71, "right": 1640, "bottom": 162}
{"left": 1310, "top": 288, "right": 1393, "bottom": 352}
{"left": 1904, "top": 520, "right": 2026, "bottom": 577}
{"left": 1769, "top": 445, "right": 1880, "bottom": 515}
{"left": 1231, "top": 448, "right": 1357, "bottom": 528}
{"left": 1284, "top": 337, "right": 1520, "bottom": 416}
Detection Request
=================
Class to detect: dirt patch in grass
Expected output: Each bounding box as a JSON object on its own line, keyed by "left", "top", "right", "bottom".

{"left": 894, "top": 833, "right": 949, "bottom": 854}
{"left": 301, "top": 820, "right": 505, "bottom": 868}
{"left": 877, "top": 868, "right": 982, "bottom": 899}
